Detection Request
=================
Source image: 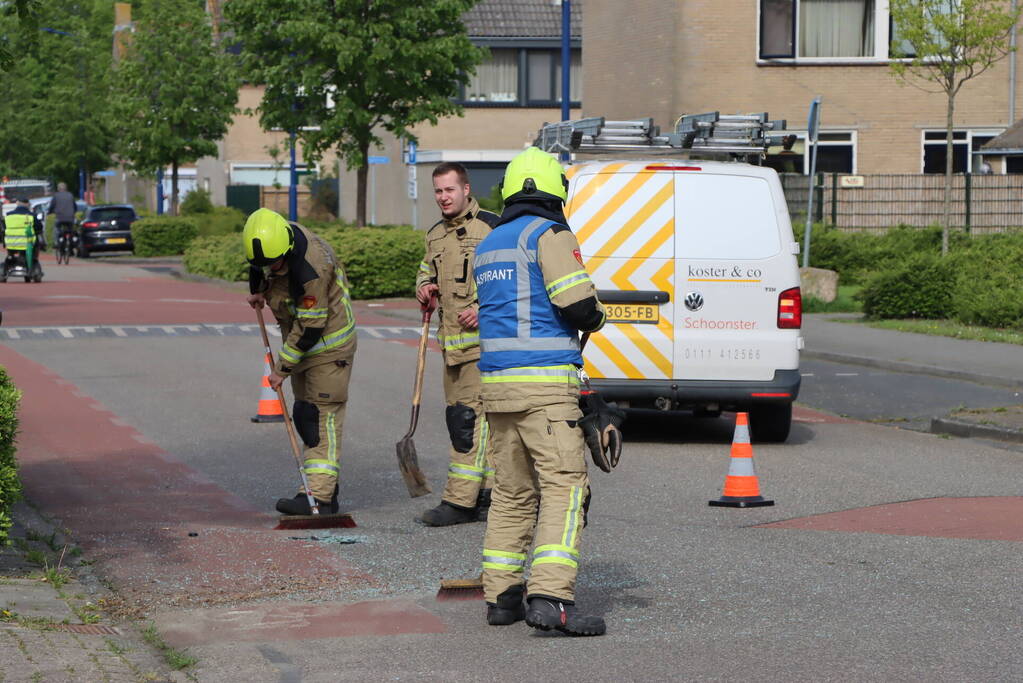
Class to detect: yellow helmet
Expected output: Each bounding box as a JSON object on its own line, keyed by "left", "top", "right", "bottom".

{"left": 500, "top": 147, "right": 569, "bottom": 203}
{"left": 242, "top": 208, "right": 293, "bottom": 266}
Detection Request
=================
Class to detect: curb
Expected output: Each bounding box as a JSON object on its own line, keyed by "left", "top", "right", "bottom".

{"left": 929, "top": 417, "right": 1023, "bottom": 444}
{"left": 803, "top": 349, "right": 1023, "bottom": 390}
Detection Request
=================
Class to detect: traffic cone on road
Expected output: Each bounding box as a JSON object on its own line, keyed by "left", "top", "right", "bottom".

{"left": 251, "top": 353, "right": 285, "bottom": 423}
{"left": 709, "top": 412, "right": 774, "bottom": 508}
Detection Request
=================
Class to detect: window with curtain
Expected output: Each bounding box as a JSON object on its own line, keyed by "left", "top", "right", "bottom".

{"left": 800, "top": 0, "right": 875, "bottom": 57}
{"left": 465, "top": 48, "right": 518, "bottom": 103}
{"left": 554, "top": 49, "right": 583, "bottom": 103}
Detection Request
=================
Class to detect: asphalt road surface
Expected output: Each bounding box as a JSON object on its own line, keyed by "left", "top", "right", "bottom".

{"left": 2, "top": 256, "right": 1021, "bottom": 682}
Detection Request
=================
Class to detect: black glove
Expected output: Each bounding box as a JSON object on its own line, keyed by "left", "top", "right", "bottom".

{"left": 578, "top": 391, "right": 626, "bottom": 473}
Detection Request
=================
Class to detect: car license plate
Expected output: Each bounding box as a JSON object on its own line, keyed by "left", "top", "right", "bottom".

{"left": 106, "top": 238, "right": 127, "bottom": 244}
{"left": 604, "top": 303, "right": 659, "bottom": 324}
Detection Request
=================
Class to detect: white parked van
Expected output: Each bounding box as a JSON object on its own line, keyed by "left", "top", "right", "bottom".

{"left": 539, "top": 115, "right": 803, "bottom": 442}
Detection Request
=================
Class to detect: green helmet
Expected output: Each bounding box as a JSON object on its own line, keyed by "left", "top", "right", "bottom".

{"left": 242, "top": 208, "right": 293, "bottom": 266}
{"left": 500, "top": 147, "right": 569, "bottom": 203}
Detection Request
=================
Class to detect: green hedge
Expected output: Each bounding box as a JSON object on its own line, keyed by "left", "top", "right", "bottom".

{"left": 0, "top": 366, "right": 22, "bottom": 546}
{"left": 133, "top": 216, "right": 200, "bottom": 257}
{"left": 183, "top": 225, "right": 425, "bottom": 299}
{"left": 860, "top": 253, "right": 955, "bottom": 319}
{"left": 194, "top": 206, "right": 246, "bottom": 237}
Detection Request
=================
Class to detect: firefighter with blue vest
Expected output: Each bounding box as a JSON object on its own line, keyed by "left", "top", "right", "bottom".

{"left": 474, "top": 147, "right": 609, "bottom": 636}
{"left": 243, "top": 208, "right": 357, "bottom": 515}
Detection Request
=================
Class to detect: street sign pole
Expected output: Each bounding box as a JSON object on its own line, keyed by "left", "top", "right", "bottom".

{"left": 407, "top": 141, "right": 417, "bottom": 229}
{"left": 802, "top": 97, "right": 822, "bottom": 269}
{"left": 370, "top": 164, "right": 376, "bottom": 226}
{"left": 288, "top": 131, "right": 298, "bottom": 222}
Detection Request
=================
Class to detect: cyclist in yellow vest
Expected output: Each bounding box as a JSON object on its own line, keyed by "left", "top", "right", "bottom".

{"left": 243, "top": 209, "right": 358, "bottom": 515}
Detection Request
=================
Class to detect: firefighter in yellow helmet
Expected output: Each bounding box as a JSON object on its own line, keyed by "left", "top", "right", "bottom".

{"left": 473, "top": 147, "right": 621, "bottom": 636}
{"left": 243, "top": 209, "right": 357, "bottom": 515}
{"left": 415, "top": 162, "right": 500, "bottom": 526}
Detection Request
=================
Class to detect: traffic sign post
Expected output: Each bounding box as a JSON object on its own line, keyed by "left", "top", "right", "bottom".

{"left": 406, "top": 141, "right": 418, "bottom": 229}
{"left": 802, "top": 97, "right": 822, "bottom": 269}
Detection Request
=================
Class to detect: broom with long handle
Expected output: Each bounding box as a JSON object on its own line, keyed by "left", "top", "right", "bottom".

{"left": 256, "top": 306, "right": 320, "bottom": 515}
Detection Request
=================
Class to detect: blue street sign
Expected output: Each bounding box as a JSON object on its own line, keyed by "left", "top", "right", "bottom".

{"left": 95, "top": 170, "right": 117, "bottom": 177}
{"left": 807, "top": 97, "right": 821, "bottom": 143}
{"left": 368, "top": 156, "right": 389, "bottom": 165}
{"left": 407, "top": 141, "right": 417, "bottom": 165}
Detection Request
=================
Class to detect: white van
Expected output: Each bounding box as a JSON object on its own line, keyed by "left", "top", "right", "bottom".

{"left": 540, "top": 115, "right": 803, "bottom": 442}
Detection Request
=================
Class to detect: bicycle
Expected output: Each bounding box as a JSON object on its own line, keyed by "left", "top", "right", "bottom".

{"left": 56, "top": 228, "right": 76, "bottom": 265}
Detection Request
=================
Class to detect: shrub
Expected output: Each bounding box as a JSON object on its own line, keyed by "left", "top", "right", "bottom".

{"left": 950, "top": 243, "right": 1023, "bottom": 329}
{"left": 183, "top": 234, "right": 249, "bottom": 282}
{"left": 194, "top": 206, "right": 246, "bottom": 237}
{"left": 323, "top": 227, "right": 424, "bottom": 299}
{"left": 859, "top": 252, "right": 955, "bottom": 319}
{"left": 133, "top": 216, "right": 200, "bottom": 257}
{"left": 183, "top": 224, "right": 425, "bottom": 299}
{"left": 0, "top": 366, "right": 22, "bottom": 546}
{"left": 180, "top": 188, "right": 214, "bottom": 215}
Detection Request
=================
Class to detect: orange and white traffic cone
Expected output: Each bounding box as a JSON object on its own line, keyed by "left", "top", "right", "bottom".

{"left": 709, "top": 412, "right": 774, "bottom": 508}
{"left": 250, "top": 353, "right": 285, "bottom": 423}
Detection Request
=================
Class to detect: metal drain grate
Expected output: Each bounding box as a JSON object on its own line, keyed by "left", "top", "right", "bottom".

{"left": 53, "top": 623, "right": 121, "bottom": 635}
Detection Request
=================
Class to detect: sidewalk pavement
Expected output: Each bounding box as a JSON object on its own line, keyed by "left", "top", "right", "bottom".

{"left": 0, "top": 502, "right": 182, "bottom": 682}
{"left": 802, "top": 313, "right": 1023, "bottom": 389}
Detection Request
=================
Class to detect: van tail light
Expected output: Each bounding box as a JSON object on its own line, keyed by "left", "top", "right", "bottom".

{"left": 82, "top": 221, "right": 99, "bottom": 229}
{"left": 778, "top": 287, "right": 802, "bottom": 329}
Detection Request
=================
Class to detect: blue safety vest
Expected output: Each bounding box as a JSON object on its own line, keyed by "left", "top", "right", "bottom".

{"left": 474, "top": 215, "right": 582, "bottom": 382}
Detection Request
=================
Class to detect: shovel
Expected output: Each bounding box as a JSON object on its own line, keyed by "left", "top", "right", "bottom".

{"left": 395, "top": 295, "right": 436, "bottom": 498}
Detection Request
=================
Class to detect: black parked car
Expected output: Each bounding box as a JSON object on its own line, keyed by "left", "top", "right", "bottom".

{"left": 77, "top": 204, "right": 137, "bottom": 258}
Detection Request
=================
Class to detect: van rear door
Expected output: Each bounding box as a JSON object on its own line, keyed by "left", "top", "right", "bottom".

{"left": 567, "top": 164, "right": 675, "bottom": 382}
{"left": 673, "top": 171, "right": 799, "bottom": 381}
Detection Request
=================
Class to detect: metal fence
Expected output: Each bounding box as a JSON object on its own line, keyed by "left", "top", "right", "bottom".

{"left": 779, "top": 173, "right": 1023, "bottom": 234}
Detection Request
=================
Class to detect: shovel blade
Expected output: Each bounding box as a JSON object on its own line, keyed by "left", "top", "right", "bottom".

{"left": 396, "top": 437, "right": 431, "bottom": 498}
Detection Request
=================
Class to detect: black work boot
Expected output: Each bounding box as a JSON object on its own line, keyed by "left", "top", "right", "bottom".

{"left": 275, "top": 491, "right": 339, "bottom": 516}
{"left": 486, "top": 584, "right": 526, "bottom": 626}
{"left": 419, "top": 501, "right": 477, "bottom": 526}
{"left": 475, "top": 488, "right": 492, "bottom": 522}
{"left": 525, "top": 596, "right": 606, "bottom": 636}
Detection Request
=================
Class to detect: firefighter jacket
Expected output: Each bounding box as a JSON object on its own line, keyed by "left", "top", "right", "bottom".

{"left": 415, "top": 198, "right": 499, "bottom": 366}
{"left": 250, "top": 223, "right": 357, "bottom": 376}
{"left": 2, "top": 208, "right": 39, "bottom": 251}
{"left": 474, "top": 204, "right": 606, "bottom": 413}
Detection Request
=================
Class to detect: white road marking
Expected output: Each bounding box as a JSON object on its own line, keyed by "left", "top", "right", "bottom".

{"left": 836, "top": 373, "right": 859, "bottom": 377}
{"left": 363, "top": 328, "right": 384, "bottom": 338}
{"left": 6, "top": 330, "right": 19, "bottom": 339}
{"left": 58, "top": 328, "right": 73, "bottom": 338}
{"left": 801, "top": 373, "right": 814, "bottom": 377}
{"left": 111, "top": 327, "right": 127, "bottom": 337}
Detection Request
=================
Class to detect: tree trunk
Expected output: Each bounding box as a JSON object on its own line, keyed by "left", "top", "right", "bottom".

{"left": 942, "top": 92, "right": 954, "bottom": 256}
{"left": 356, "top": 140, "right": 369, "bottom": 227}
{"left": 171, "top": 159, "right": 179, "bottom": 216}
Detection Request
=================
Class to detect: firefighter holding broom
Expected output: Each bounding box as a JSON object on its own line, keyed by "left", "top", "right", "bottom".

{"left": 243, "top": 208, "right": 357, "bottom": 515}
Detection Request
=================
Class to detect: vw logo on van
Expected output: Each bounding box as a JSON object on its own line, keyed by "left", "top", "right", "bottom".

{"left": 684, "top": 291, "right": 704, "bottom": 312}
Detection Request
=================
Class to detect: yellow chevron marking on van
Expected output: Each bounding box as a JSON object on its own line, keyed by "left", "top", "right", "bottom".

{"left": 591, "top": 332, "right": 643, "bottom": 379}
{"left": 651, "top": 259, "right": 675, "bottom": 341}
{"left": 566, "top": 164, "right": 628, "bottom": 224}
{"left": 601, "top": 181, "right": 673, "bottom": 269}
{"left": 575, "top": 171, "right": 658, "bottom": 244}
{"left": 611, "top": 218, "right": 674, "bottom": 291}
{"left": 582, "top": 359, "right": 605, "bottom": 379}
{"left": 687, "top": 278, "right": 762, "bottom": 283}
{"left": 621, "top": 324, "right": 672, "bottom": 377}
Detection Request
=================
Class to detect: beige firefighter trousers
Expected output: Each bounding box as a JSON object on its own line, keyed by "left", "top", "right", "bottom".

{"left": 290, "top": 358, "right": 352, "bottom": 500}
{"left": 482, "top": 400, "right": 589, "bottom": 603}
{"left": 441, "top": 360, "right": 494, "bottom": 508}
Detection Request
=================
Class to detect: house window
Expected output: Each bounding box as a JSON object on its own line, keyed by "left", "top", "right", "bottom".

{"left": 759, "top": 0, "right": 948, "bottom": 60}
{"left": 923, "top": 131, "right": 1001, "bottom": 174}
{"left": 459, "top": 47, "right": 581, "bottom": 107}
{"left": 763, "top": 131, "right": 856, "bottom": 174}
{"left": 464, "top": 48, "right": 518, "bottom": 103}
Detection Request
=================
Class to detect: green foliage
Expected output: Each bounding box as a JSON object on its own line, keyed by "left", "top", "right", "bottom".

{"left": 0, "top": 1, "right": 115, "bottom": 189}
{"left": 950, "top": 235, "right": 1023, "bottom": 328}
{"left": 114, "top": 0, "right": 238, "bottom": 213}
{"left": 860, "top": 252, "right": 955, "bottom": 319}
{"left": 194, "top": 206, "right": 246, "bottom": 237}
{"left": 183, "top": 224, "right": 425, "bottom": 299}
{"left": 803, "top": 285, "right": 863, "bottom": 314}
{"left": 180, "top": 188, "right": 214, "bottom": 215}
{"left": 475, "top": 184, "right": 505, "bottom": 215}
{"left": 182, "top": 234, "right": 249, "bottom": 282}
{"left": 132, "top": 216, "right": 199, "bottom": 257}
{"left": 0, "top": 366, "right": 23, "bottom": 547}
{"left": 225, "top": 0, "right": 485, "bottom": 225}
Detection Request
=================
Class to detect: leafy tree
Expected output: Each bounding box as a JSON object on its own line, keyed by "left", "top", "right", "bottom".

{"left": 225, "top": 0, "right": 485, "bottom": 226}
{"left": 114, "top": 0, "right": 238, "bottom": 215}
{"left": 0, "top": 0, "right": 40, "bottom": 71}
{"left": 0, "top": 1, "right": 115, "bottom": 193}
{"left": 889, "top": 0, "right": 1021, "bottom": 255}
